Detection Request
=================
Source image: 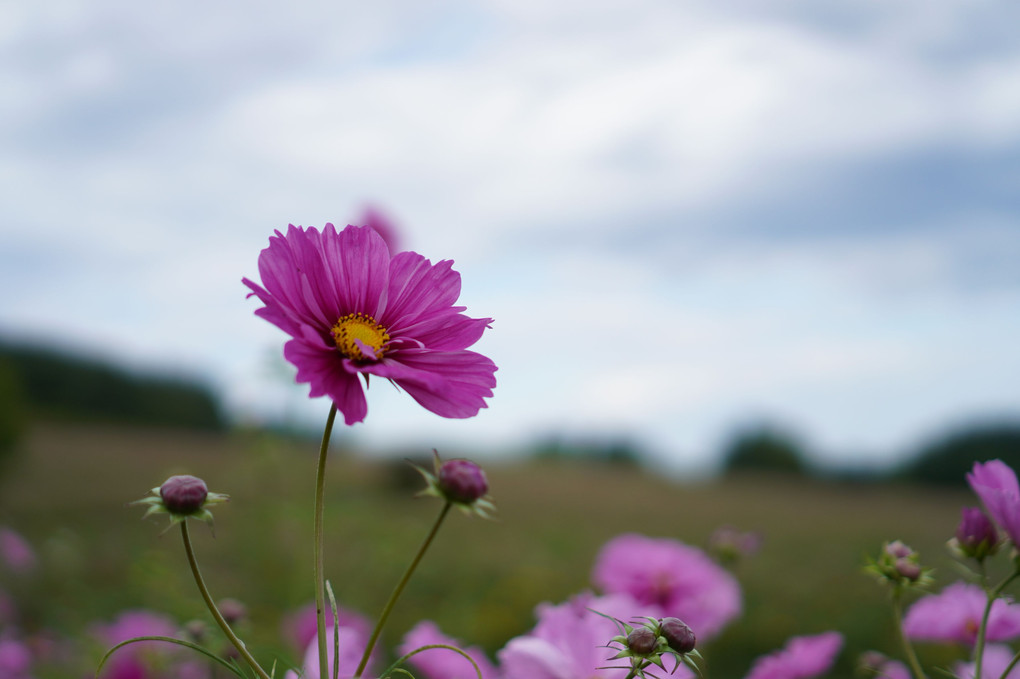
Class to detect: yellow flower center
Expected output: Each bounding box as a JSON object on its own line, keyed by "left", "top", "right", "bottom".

{"left": 330, "top": 313, "right": 390, "bottom": 361}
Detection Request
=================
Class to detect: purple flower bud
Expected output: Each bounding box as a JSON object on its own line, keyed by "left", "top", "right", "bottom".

{"left": 159, "top": 475, "right": 209, "bottom": 515}
{"left": 627, "top": 627, "right": 659, "bottom": 655}
{"left": 894, "top": 558, "right": 921, "bottom": 582}
{"left": 438, "top": 459, "right": 488, "bottom": 503}
{"left": 660, "top": 617, "right": 696, "bottom": 654}
{"left": 956, "top": 507, "right": 998, "bottom": 560}
{"left": 884, "top": 540, "right": 914, "bottom": 560}
{"left": 218, "top": 598, "right": 247, "bottom": 625}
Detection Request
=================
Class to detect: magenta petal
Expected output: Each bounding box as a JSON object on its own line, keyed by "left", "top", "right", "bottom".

{"left": 384, "top": 252, "right": 462, "bottom": 330}
{"left": 320, "top": 224, "right": 391, "bottom": 318}
{"left": 904, "top": 581, "right": 1020, "bottom": 645}
{"left": 398, "top": 312, "right": 494, "bottom": 351}
{"left": 391, "top": 350, "right": 497, "bottom": 419}
{"left": 399, "top": 621, "right": 498, "bottom": 679}
{"left": 744, "top": 632, "right": 843, "bottom": 679}
{"left": 284, "top": 340, "right": 367, "bottom": 425}
{"left": 968, "top": 460, "right": 1020, "bottom": 545}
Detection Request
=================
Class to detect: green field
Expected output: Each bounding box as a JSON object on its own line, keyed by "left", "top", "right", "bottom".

{"left": 0, "top": 421, "right": 984, "bottom": 678}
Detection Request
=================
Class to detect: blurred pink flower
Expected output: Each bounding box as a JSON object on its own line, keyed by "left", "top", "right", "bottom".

{"left": 904, "top": 581, "right": 1020, "bottom": 645}
{"left": 968, "top": 460, "right": 1020, "bottom": 547}
{"left": 0, "top": 528, "right": 36, "bottom": 574}
{"left": 498, "top": 592, "right": 691, "bottom": 679}
{"left": 283, "top": 624, "right": 377, "bottom": 679}
{"left": 0, "top": 637, "right": 33, "bottom": 679}
{"left": 399, "top": 620, "right": 498, "bottom": 679}
{"left": 956, "top": 644, "right": 1020, "bottom": 679}
{"left": 744, "top": 632, "right": 843, "bottom": 679}
{"left": 592, "top": 533, "right": 742, "bottom": 641}
{"left": 243, "top": 224, "right": 497, "bottom": 425}
{"left": 359, "top": 205, "right": 402, "bottom": 253}
{"left": 281, "top": 601, "right": 372, "bottom": 653}
{"left": 93, "top": 609, "right": 177, "bottom": 679}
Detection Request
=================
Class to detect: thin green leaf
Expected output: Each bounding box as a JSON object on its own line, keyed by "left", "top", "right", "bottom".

{"left": 327, "top": 580, "right": 340, "bottom": 679}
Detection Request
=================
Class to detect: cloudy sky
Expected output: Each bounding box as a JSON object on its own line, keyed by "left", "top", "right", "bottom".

{"left": 2, "top": 0, "right": 1019, "bottom": 474}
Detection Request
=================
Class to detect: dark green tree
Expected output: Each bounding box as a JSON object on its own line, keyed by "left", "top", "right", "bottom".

{"left": 722, "top": 425, "right": 807, "bottom": 475}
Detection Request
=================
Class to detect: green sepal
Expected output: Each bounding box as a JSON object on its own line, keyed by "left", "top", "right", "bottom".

{"left": 409, "top": 451, "right": 496, "bottom": 519}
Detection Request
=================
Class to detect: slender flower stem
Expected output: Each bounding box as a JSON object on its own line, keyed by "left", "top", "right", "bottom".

{"left": 314, "top": 403, "right": 339, "bottom": 679}
{"left": 354, "top": 502, "right": 453, "bottom": 678}
{"left": 999, "top": 650, "right": 1020, "bottom": 679}
{"left": 975, "top": 567, "right": 1020, "bottom": 679}
{"left": 892, "top": 590, "right": 927, "bottom": 679}
{"left": 180, "top": 521, "right": 271, "bottom": 679}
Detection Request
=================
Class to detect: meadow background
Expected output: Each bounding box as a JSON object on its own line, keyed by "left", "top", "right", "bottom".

{"left": 0, "top": 346, "right": 1012, "bottom": 678}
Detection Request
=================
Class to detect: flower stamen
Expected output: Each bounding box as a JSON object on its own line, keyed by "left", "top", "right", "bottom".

{"left": 330, "top": 313, "right": 390, "bottom": 361}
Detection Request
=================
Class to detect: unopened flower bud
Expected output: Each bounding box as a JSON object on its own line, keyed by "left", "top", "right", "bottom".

{"left": 627, "top": 627, "right": 658, "bottom": 655}
{"left": 955, "top": 507, "right": 998, "bottom": 561}
{"left": 884, "top": 540, "right": 914, "bottom": 559}
{"left": 894, "top": 558, "right": 921, "bottom": 582}
{"left": 160, "top": 475, "right": 209, "bottom": 515}
{"left": 438, "top": 459, "right": 489, "bottom": 504}
{"left": 660, "top": 617, "right": 696, "bottom": 654}
{"left": 218, "top": 598, "right": 247, "bottom": 625}
{"left": 183, "top": 620, "right": 207, "bottom": 643}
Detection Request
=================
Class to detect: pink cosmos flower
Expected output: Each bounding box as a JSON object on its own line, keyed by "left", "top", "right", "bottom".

{"left": 498, "top": 592, "right": 691, "bottom": 679}
{"left": 592, "top": 533, "right": 742, "bottom": 641}
{"left": 0, "top": 638, "right": 32, "bottom": 679}
{"left": 0, "top": 528, "right": 36, "bottom": 574}
{"left": 281, "top": 601, "right": 372, "bottom": 653}
{"left": 903, "top": 581, "right": 1020, "bottom": 645}
{"left": 244, "top": 224, "right": 497, "bottom": 425}
{"left": 283, "top": 624, "right": 377, "bottom": 679}
{"left": 93, "top": 609, "right": 177, "bottom": 679}
{"left": 955, "top": 644, "right": 1020, "bottom": 679}
{"left": 744, "top": 632, "right": 843, "bottom": 679}
{"left": 399, "top": 620, "right": 498, "bottom": 679}
{"left": 968, "top": 460, "right": 1020, "bottom": 547}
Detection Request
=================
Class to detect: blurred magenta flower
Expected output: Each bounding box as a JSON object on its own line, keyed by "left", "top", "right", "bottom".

{"left": 903, "top": 581, "right": 1020, "bottom": 645}
{"left": 498, "top": 592, "right": 688, "bottom": 679}
{"left": 744, "top": 632, "right": 843, "bottom": 679}
{"left": 954, "top": 506, "right": 999, "bottom": 560}
{"left": 93, "top": 609, "right": 177, "bottom": 679}
{"left": 955, "top": 644, "right": 1020, "bottom": 679}
{"left": 0, "top": 528, "right": 36, "bottom": 574}
{"left": 859, "top": 652, "right": 910, "bottom": 679}
{"left": 281, "top": 602, "right": 372, "bottom": 653}
{"left": 359, "top": 205, "right": 402, "bottom": 253}
{"left": 0, "top": 637, "right": 32, "bottom": 679}
{"left": 284, "top": 624, "right": 377, "bottom": 679}
{"left": 592, "top": 533, "right": 742, "bottom": 641}
{"left": 967, "top": 460, "right": 1020, "bottom": 546}
{"left": 399, "top": 620, "right": 498, "bottom": 679}
{"left": 244, "top": 224, "right": 497, "bottom": 425}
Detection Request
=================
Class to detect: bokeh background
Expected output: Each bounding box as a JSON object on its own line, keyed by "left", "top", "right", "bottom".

{"left": 1, "top": 1, "right": 1019, "bottom": 677}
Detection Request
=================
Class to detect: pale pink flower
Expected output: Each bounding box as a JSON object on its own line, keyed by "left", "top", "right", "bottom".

{"left": 498, "top": 592, "right": 691, "bottom": 679}
{"left": 0, "top": 528, "right": 36, "bottom": 574}
{"left": 956, "top": 644, "right": 1020, "bottom": 679}
{"left": 592, "top": 533, "right": 742, "bottom": 641}
{"left": 93, "top": 609, "right": 177, "bottom": 679}
{"left": 283, "top": 625, "right": 377, "bottom": 679}
{"left": 399, "top": 620, "right": 498, "bottom": 679}
{"left": 280, "top": 601, "right": 372, "bottom": 653}
{"left": 744, "top": 632, "right": 843, "bottom": 679}
{"left": 968, "top": 460, "right": 1020, "bottom": 547}
{"left": 904, "top": 581, "right": 1020, "bottom": 645}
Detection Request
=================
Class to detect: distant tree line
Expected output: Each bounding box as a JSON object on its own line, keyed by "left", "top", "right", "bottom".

{"left": 0, "top": 340, "right": 225, "bottom": 443}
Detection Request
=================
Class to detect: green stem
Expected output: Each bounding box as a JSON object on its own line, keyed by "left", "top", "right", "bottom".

{"left": 892, "top": 590, "right": 927, "bottom": 679}
{"left": 998, "top": 650, "right": 1020, "bottom": 679}
{"left": 975, "top": 568, "right": 1020, "bottom": 679}
{"left": 314, "top": 403, "right": 339, "bottom": 679}
{"left": 354, "top": 502, "right": 452, "bottom": 678}
{"left": 181, "top": 521, "right": 271, "bottom": 679}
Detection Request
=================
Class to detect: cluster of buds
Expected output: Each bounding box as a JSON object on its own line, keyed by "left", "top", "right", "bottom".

{"left": 413, "top": 451, "right": 494, "bottom": 518}
{"left": 865, "top": 540, "right": 933, "bottom": 589}
{"left": 605, "top": 616, "right": 700, "bottom": 677}
{"left": 949, "top": 506, "right": 999, "bottom": 562}
{"left": 132, "top": 475, "right": 229, "bottom": 528}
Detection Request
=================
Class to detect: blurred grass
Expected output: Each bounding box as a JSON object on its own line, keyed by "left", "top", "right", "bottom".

{"left": 0, "top": 421, "right": 982, "bottom": 678}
